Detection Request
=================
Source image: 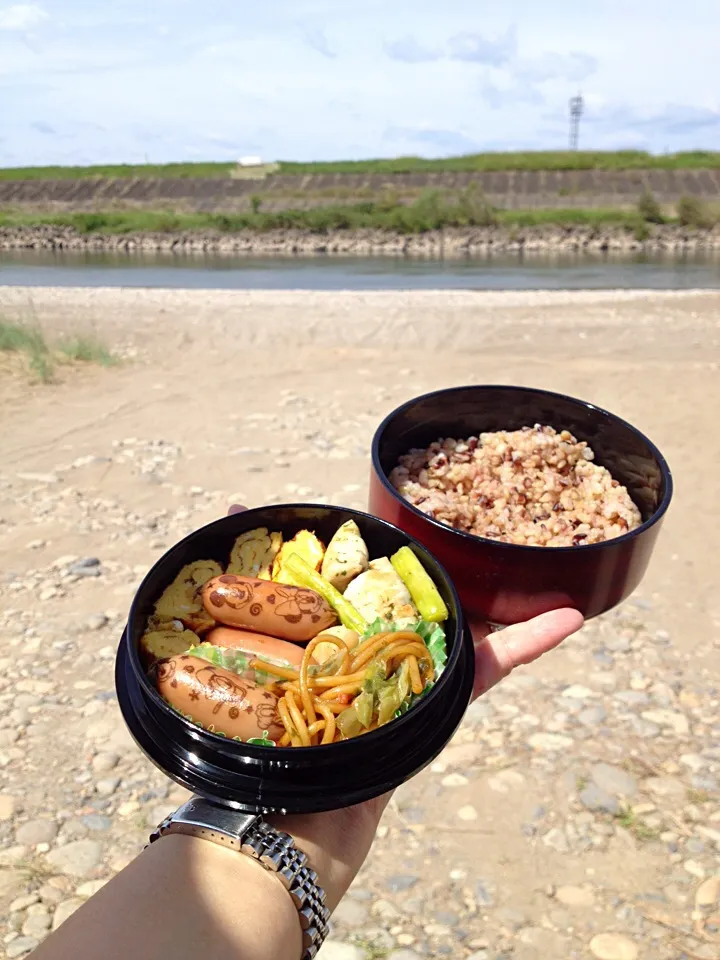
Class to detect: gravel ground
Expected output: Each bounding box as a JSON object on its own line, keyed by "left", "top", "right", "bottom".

{"left": 0, "top": 288, "right": 718, "bottom": 960}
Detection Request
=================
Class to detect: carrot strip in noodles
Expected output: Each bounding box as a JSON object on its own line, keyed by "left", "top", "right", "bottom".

{"left": 407, "top": 655, "right": 424, "bottom": 695}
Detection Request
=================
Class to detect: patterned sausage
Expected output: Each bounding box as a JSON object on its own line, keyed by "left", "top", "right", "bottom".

{"left": 156, "top": 654, "right": 283, "bottom": 741}
{"left": 204, "top": 627, "right": 313, "bottom": 668}
{"left": 201, "top": 574, "right": 338, "bottom": 642}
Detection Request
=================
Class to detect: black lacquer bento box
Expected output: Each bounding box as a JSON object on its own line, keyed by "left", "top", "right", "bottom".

{"left": 116, "top": 504, "right": 475, "bottom": 815}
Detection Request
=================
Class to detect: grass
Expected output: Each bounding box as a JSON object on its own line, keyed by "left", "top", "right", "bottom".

{"left": 1, "top": 151, "right": 720, "bottom": 180}
{"left": 0, "top": 319, "right": 117, "bottom": 383}
{"left": 614, "top": 809, "right": 661, "bottom": 843}
{"left": 0, "top": 162, "right": 237, "bottom": 181}
{"left": 57, "top": 335, "right": 117, "bottom": 367}
{"left": 1, "top": 188, "right": 716, "bottom": 237}
{"left": 0, "top": 194, "right": 660, "bottom": 236}
{"left": 350, "top": 936, "right": 389, "bottom": 960}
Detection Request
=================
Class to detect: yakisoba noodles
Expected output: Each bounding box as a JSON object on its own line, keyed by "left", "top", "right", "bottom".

{"left": 252, "top": 630, "right": 435, "bottom": 747}
{"left": 144, "top": 519, "right": 449, "bottom": 747}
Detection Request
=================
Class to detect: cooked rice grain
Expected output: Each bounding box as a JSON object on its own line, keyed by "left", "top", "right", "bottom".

{"left": 390, "top": 425, "right": 642, "bottom": 547}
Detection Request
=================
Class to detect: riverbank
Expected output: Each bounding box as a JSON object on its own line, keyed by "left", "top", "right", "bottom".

{"left": 2, "top": 223, "right": 720, "bottom": 257}
{"left": 1, "top": 286, "right": 719, "bottom": 959}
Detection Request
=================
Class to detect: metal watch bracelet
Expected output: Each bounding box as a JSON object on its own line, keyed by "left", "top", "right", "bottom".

{"left": 148, "top": 797, "right": 330, "bottom": 960}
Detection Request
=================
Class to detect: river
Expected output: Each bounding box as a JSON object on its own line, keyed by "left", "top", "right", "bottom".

{"left": 1, "top": 249, "right": 719, "bottom": 290}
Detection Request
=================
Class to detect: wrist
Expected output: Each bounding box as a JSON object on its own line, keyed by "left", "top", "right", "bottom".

{"left": 158, "top": 834, "right": 303, "bottom": 960}
{"left": 267, "top": 793, "right": 392, "bottom": 912}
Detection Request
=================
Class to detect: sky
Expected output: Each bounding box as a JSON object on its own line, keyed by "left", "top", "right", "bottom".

{"left": 0, "top": 0, "right": 718, "bottom": 167}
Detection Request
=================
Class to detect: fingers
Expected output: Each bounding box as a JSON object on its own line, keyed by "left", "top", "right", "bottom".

{"left": 470, "top": 608, "right": 584, "bottom": 701}
{"left": 227, "top": 504, "right": 248, "bottom": 516}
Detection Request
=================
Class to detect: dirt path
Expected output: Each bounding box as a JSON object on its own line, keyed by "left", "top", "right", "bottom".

{"left": 0, "top": 287, "right": 718, "bottom": 960}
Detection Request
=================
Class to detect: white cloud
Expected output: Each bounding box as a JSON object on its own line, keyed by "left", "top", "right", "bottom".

{"left": 448, "top": 26, "right": 517, "bottom": 66}
{"left": 0, "top": 3, "right": 48, "bottom": 30}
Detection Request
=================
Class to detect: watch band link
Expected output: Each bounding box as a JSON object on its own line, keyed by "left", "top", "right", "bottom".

{"left": 149, "top": 799, "right": 329, "bottom": 960}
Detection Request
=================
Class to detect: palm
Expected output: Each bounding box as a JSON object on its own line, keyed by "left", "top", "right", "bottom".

{"left": 228, "top": 503, "right": 585, "bottom": 910}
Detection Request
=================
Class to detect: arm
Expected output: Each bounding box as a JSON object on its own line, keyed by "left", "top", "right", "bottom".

{"left": 30, "top": 796, "right": 388, "bottom": 960}
{"left": 30, "top": 834, "right": 303, "bottom": 960}
{"left": 30, "top": 606, "right": 581, "bottom": 960}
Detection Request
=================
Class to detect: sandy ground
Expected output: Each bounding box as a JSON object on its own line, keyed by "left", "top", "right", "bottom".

{"left": 0, "top": 286, "right": 719, "bottom": 960}
{"left": 2, "top": 286, "right": 719, "bottom": 644}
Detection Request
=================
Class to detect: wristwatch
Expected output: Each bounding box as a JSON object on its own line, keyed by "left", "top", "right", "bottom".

{"left": 148, "top": 796, "right": 330, "bottom": 959}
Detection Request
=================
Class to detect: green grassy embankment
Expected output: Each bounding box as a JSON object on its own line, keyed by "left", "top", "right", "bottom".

{"left": 1, "top": 189, "right": 716, "bottom": 237}
{"left": 1, "top": 151, "right": 720, "bottom": 180}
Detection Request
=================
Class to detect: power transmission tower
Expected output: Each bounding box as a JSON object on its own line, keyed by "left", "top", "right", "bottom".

{"left": 569, "top": 93, "right": 584, "bottom": 150}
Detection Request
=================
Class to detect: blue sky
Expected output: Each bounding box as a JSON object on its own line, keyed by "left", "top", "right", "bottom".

{"left": 0, "top": 0, "right": 718, "bottom": 167}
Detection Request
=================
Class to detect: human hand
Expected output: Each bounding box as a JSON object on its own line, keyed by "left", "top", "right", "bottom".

{"left": 226, "top": 503, "right": 584, "bottom": 910}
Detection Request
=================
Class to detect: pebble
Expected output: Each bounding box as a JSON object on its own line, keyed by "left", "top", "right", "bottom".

{"left": 81, "top": 815, "right": 112, "bottom": 832}
{"left": 316, "top": 940, "right": 368, "bottom": 960}
{"left": 387, "top": 951, "right": 422, "bottom": 960}
{"left": 331, "top": 899, "right": 369, "bottom": 926}
{"left": 10, "top": 894, "right": 40, "bottom": 911}
{"left": 562, "top": 685, "right": 595, "bottom": 699}
{"left": 15, "top": 819, "right": 58, "bottom": 846}
{"left": 91, "top": 753, "right": 119, "bottom": 774}
{"left": 441, "top": 773, "right": 468, "bottom": 787}
{"left": 645, "top": 777, "right": 687, "bottom": 801}
{"left": 487, "top": 769, "right": 525, "bottom": 793}
{"left": 37, "top": 883, "right": 65, "bottom": 905}
{"left": 578, "top": 705, "right": 607, "bottom": 726}
{"left": 386, "top": 875, "right": 419, "bottom": 892}
{"left": 94, "top": 777, "right": 120, "bottom": 797}
{"left": 457, "top": 805, "right": 478, "bottom": 822}
{"left": 591, "top": 763, "right": 638, "bottom": 797}
{"left": 371, "top": 899, "right": 401, "bottom": 921}
{"left": 580, "top": 784, "right": 621, "bottom": 815}
{"left": 52, "top": 899, "right": 85, "bottom": 931}
{"left": 528, "top": 733, "right": 573, "bottom": 751}
{"left": 45, "top": 839, "right": 103, "bottom": 878}
{"left": 641, "top": 709, "right": 690, "bottom": 736}
{"left": 475, "top": 880, "right": 494, "bottom": 907}
{"left": 6, "top": 937, "right": 40, "bottom": 959}
{"left": 679, "top": 752, "right": 706, "bottom": 773}
{"left": 589, "top": 932, "right": 639, "bottom": 960}
{"left": 84, "top": 614, "right": 109, "bottom": 631}
{"left": 68, "top": 558, "right": 102, "bottom": 577}
{"left": 543, "top": 828, "right": 570, "bottom": 853}
{"left": 556, "top": 885, "right": 595, "bottom": 907}
{"left": 22, "top": 908, "right": 50, "bottom": 938}
{"left": 695, "top": 875, "right": 720, "bottom": 908}
{"left": 0, "top": 793, "right": 17, "bottom": 820}
{"left": 76, "top": 879, "right": 108, "bottom": 897}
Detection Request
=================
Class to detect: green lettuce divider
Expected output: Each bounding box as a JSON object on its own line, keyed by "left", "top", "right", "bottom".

{"left": 359, "top": 618, "right": 447, "bottom": 718}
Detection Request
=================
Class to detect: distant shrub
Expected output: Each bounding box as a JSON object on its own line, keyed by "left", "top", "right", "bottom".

{"left": 637, "top": 189, "right": 664, "bottom": 224}
{"left": 676, "top": 195, "right": 715, "bottom": 228}
{"left": 634, "top": 221, "right": 650, "bottom": 242}
{"left": 250, "top": 194, "right": 263, "bottom": 214}
{"left": 458, "top": 183, "right": 498, "bottom": 227}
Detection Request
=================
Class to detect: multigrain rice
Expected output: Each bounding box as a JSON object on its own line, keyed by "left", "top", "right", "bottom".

{"left": 390, "top": 425, "right": 642, "bottom": 547}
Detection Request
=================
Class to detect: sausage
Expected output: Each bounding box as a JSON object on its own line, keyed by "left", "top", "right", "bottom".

{"left": 156, "top": 655, "right": 284, "bottom": 741}
{"left": 204, "top": 627, "right": 315, "bottom": 668}
{"left": 201, "top": 574, "right": 338, "bottom": 643}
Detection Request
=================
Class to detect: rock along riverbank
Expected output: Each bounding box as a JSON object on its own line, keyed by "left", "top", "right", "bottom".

{"left": 1, "top": 224, "right": 720, "bottom": 257}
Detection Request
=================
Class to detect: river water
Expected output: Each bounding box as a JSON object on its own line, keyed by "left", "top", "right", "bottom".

{"left": 1, "top": 250, "right": 719, "bottom": 290}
